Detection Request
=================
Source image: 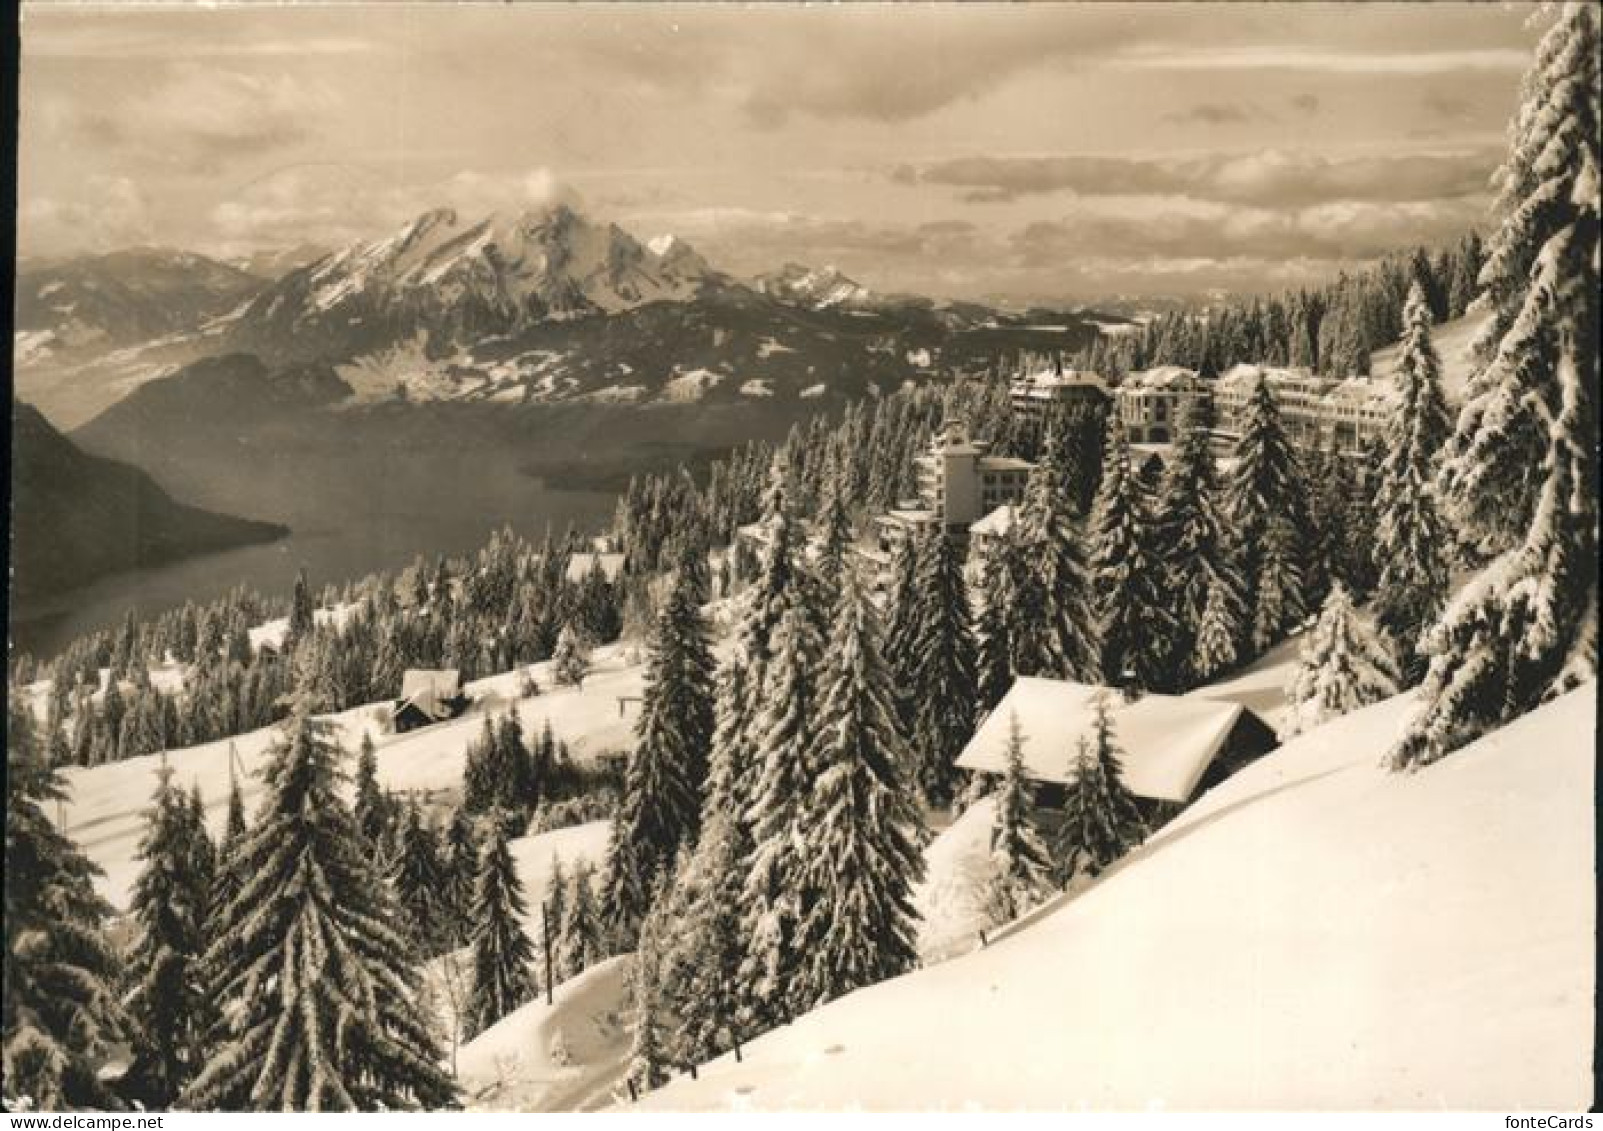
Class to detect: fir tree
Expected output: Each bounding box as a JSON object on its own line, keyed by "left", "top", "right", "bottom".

{"left": 974, "top": 527, "right": 1020, "bottom": 712}
{"left": 1158, "top": 395, "right": 1247, "bottom": 687}
{"left": 738, "top": 599, "right": 824, "bottom": 1028}
{"left": 1226, "top": 376, "right": 1311, "bottom": 652}
{"left": 1015, "top": 425, "right": 1100, "bottom": 681}
{"left": 1372, "top": 282, "right": 1453, "bottom": 681}
{"left": 3, "top": 706, "right": 125, "bottom": 1109}
{"left": 1055, "top": 697, "right": 1146, "bottom": 885}
{"left": 352, "top": 732, "right": 386, "bottom": 846}
{"left": 1089, "top": 418, "right": 1180, "bottom": 692}
{"left": 392, "top": 800, "right": 445, "bottom": 953}
{"left": 1394, "top": 3, "right": 1598, "bottom": 769}
{"left": 1285, "top": 583, "right": 1400, "bottom": 738}
{"left": 624, "top": 883, "right": 673, "bottom": 1095}
{"left": 551, "top": 624, "right": 590, "bottom": 689}
{"left": 554, "top": 859, "right": 602, "bottom": 982}
{"left": 603, "top": 568, "right": 715, "bottom": 945}
{"left": 904, "top": 526, "right": 980, "bottom": 806}
{"left": 466, "top": 825, "right": 537, "bottom": 1038}
{"left": 659, "top": 812, "right": 745, "bottom": 1067}
{"left": 438, "top": 807, "right": 478, "bottom": 948}
{"left": 986, "top": 713, "right": 1054, "bottom": 926}
{"left": 122, "top": 764, "right": 216, "bottom": 1108}
{"left": 182, "top": 698, "right": 457, "bottom": 1111}
{"left": 791, "top": 572, "right": 926, "bottom": 1010}
{"left": 1190, "top": 574, "right": 1241, "bottom": 683}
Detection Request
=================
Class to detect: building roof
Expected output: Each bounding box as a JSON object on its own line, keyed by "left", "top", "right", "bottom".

{"left": 565, "top": 551, "right": 626, "bottom": 584}
{"left": 978, "top": 455, "right": 1034, "bottom": 473}
{"left": 969, "top": 503, "right": 1018, "bottom": 538}
{"left": 1011, "top": 368, "right": 1110, "bottom": 395}
{"left": 873, "top": 507, "right": 939, "bottom": 528}
{"left": 954, "top": 677, "right": 1253, "bottom": 803}
{"left": 397, "top": 669, "right": 464, "bottom": 720}
{"left": 1121, "top": 365, "right": 1203, "bottom": 392}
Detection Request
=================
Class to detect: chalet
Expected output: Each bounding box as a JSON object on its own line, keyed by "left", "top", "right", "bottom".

{"left": 954, "top": 677, "right": 1278, "bottom": 824}
{"left": 392, "top": 668, "right": 471, "bottom": 733}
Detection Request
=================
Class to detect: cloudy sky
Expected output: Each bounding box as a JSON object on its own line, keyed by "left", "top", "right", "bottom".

{"left": 17, "top": 2, "right": 1543, "bottom": 303}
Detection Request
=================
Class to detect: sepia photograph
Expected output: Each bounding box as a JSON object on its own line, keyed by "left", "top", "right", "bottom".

{"left": 3, "top": 0, "right": 1597, "bottom": 1116}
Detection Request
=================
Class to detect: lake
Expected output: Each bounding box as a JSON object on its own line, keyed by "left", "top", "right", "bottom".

{"left": 9, "top": 436, "right": 618, "bottom": 660}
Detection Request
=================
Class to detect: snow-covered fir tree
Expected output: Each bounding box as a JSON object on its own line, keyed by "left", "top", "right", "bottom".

{"left": 1089, "top": 417, "right": 1179, "bottom": 692}
{"left": 1055, "top": 696, "right": 1146, "bottom": 885}
{"left": 182, "top": 695, "right": 456, "bottom": 1111}
{"left": 466, "top": 824, "right": 537, "bottom": 1038}
{"left": 1394, "top": 2, "right": 1599, "bottom": 768}
{"left": 354, "top": 735, "right": 385, "bottom": 846}
{"left": 904, "top": 526, "right": 980, "bottom": 806}
{"left": 974, "top": 526, "right": 1021, "bottom": 712}
{"left": 551, "top": 624, "right": 591, "bottom": 689}
{"left": 544, "top": 854, "right": 570, "bottom": 982}
{"left": 1158, "top": 395, "right": 1247, "bottom": 686}
{"left": 438, "top": 807, "right": 478, "bottom": 948}
{"left": 3, "top": 706, "right": 125, "bottom": 1110}
{"left": 554, "top": 858, "right": 603, "bottom": 982}
{"left": 738, "top": 597, "right": 825, "bottom": 1028}
{"left": 624, "top": 877, "right": 674, "bottom": 1095}
{"left": 392, "top": 798, "right": 446, "bottom": 953}
{"left": 658, "top": 811, "right": 745, "bottom": 1067}
{"left": 1372, "top": 281, "right": 1453, "bottom": 681}
{"left": 603, "top": 567, "right": 715, "bottom": 945}
{"left": 1015, "top": 424, "right": 1100, "bottom": 681}
{"left": 791, "top": 571, "right": 926, "bottom": 1009}
{"left": 986, "top": 713, "right": 1055, "bottom": 926}
{"left": 1190, "top": 573, "right": 1242, "bottom": 682}
{"left": 1285, "top": 582, "right": 1400, "bottom": 738}
{"left": 121, "top": 762, "right": 216, "bottom": 1108}
{"left": 1226, "top": 375, "right": 1311, "bottom": 652}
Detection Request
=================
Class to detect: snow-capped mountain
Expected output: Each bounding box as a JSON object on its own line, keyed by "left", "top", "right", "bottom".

{"left": 754, "top": 262, "right": 874, "bottom": 310}
{"left": 221, "top": 205, "right": 724, "bottom": 363}
{"left": 14, "top": 248, "right": 266, "bottom": 361}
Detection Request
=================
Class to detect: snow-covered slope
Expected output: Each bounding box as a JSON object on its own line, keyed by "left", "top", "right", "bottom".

{"left": 455, "top": 956, "right": 633, "bottom": 1112}
{"left": 56, "top": 641, "right": 648, "bottom": 911}
{"left": 1369, "top": 309, "right": 1489, "bottom": 404}
{"left": 641, "top": 685, "right": 1596, "bottom": 1110}
{"left": 755, "top": 263, "right": 873, "bottom": 311}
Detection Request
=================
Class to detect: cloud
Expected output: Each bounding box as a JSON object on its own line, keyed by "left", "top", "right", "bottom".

{"left": 1291, "top": 93, "right": 1321, "bottom": 115}
{"left": 54, "top": 63, "right": 323, "bottom": 173}
{"left": 206, "top": 165, "right": 582, "bottom": 252}
{"left": 21, "top": 176, "right": 154, "bottom": 255}
{"left": 896, "top": 149, "right": 1500, "bottom": 207}
{"left": 1110, "top": 45, "right": 1530, "bottom": 75}
{"left": 1008, "top": 196, "right": 1486, "bottom": 267}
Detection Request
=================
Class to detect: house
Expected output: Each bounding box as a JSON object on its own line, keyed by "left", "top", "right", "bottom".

{"left": 392, "top": 668, "right": 471, "bottom": 733}
{"left": 954, "top": 677, "right": 1278, "bottom": 823}
{"left": 1116, "top": 366, "right": 1211, "bottom": 444}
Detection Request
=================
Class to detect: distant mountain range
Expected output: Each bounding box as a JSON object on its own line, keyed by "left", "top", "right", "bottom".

{"left": 15, "top": 202, "right": 1117, "bottom": 427}
{"left": 9, "top": 401, "right": 288, "bottom": 602}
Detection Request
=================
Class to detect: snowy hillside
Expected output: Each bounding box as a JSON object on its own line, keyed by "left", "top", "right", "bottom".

{"left": 1370, "top": 309, "right": 1489, "bottom": 404}
{"left": 55, "top": 640, "right": 649, "bottom": 911}
{"left": 641, "top": 685, "right": 1596, "bottom": 1110}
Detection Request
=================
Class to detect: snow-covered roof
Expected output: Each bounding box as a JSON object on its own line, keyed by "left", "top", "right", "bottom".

{"left": 955, "top": 677, "right": 1251, "bottom": 803}
{"left": 397, "top": 668, "right": 464, "bottom": 720}
{"left": 1217, "top": 363, "right": 1326, "bottom": 394}
{"left": 1121, "top": 365, "right": 1203, "bottom": 392}
{"left": 1011, "top": 369, "right": 1110, "bottom": 395}
{"left": 969, "top": 504, "right": 1017, "bottom": 538}
{"left": 565, "top": 551, "right": 626, "bottom": 584}
{"left": 978, "top": 455, "right": 1034, "bottom": 473}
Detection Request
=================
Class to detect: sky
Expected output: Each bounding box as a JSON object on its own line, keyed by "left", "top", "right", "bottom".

{"left": 16, "top": 2, "right": 1545, "bottom": 304}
